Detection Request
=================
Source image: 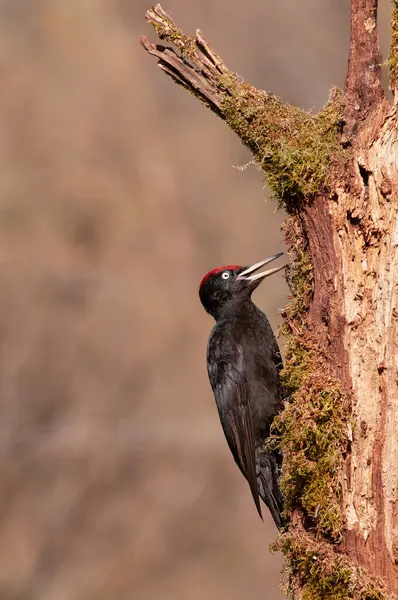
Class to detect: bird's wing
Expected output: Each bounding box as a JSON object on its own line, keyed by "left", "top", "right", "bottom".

{"left": 207, "top": 332, "right": 262, "bottom": 519}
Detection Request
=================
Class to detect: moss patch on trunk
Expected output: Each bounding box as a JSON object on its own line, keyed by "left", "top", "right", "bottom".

{"left": 272, "top": 533, "right": 392, "bottom": 600}
{"left": 268, "top": 216, "right": 350, "bottom": 540}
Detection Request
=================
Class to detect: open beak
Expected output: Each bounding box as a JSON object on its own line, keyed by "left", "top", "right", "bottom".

{"left": 236, "top": 252, "right": 286, "bottom": 284}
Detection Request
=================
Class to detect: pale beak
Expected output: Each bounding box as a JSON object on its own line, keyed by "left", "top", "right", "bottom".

{"left": 236, "top": 252, "right": 286, "bottom": 283}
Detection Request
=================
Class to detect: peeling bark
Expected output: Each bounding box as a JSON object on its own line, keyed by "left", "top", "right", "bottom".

{"left": 141, "top": 2, "right": 398, "bottom": 596}
{"left": 337, "top": 102, "right": 398, "bottom": 588}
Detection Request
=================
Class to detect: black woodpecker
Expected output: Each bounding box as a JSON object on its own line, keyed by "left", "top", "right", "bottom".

{"left": 199, "top": 253, "right": 286, "bottom": 529}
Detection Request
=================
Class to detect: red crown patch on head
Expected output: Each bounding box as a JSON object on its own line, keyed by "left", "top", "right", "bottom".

{"left": 199, "top": 265, "right": 241, "bottom": 290}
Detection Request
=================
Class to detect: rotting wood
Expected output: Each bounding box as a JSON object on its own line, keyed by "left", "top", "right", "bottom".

{"left": 141, "top": 2, "right": 398, "bottom": 596}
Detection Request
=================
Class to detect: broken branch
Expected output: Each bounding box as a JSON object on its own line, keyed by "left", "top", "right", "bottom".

{"left": 140, "top": 4, "right": 229, "bottom": 114}
{"left": 141, "top": 4, "right": 344, "bottom": 207}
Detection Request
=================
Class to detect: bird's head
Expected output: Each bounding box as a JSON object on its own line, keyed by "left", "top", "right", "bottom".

{"left": 199, "top": 252, "right": 286, "bottom": 319}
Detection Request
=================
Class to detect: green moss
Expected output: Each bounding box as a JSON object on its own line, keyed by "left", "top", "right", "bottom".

{"left": 389, "top": 1, "right": 398, "bottom": 89}
{"left": 281, "top": 216, "right": 313, "bottom": 329}
{"left": 221, "top": 81, "right": 344, "bottom": 208}
{"left": 273, "top": 534, "right": 391, "bottom": 600}
{"left": 275, "top": 367, "right": 349, "bottom": 539}
{"left": 269, "top": 217, "right": 350, "bottom": 540}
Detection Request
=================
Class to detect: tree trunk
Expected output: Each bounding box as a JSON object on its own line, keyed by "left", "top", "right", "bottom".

{"left": 141, "top": 2, "right": 398, "bottom": 597}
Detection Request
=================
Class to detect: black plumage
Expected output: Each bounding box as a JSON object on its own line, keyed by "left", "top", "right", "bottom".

{"left": 199, "top": 254, "right": 286, "bottom": 528}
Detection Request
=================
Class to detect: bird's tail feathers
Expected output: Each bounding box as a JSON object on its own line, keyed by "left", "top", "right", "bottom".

{"left": 257, "top": 450, "right": 284, "bottom": 530}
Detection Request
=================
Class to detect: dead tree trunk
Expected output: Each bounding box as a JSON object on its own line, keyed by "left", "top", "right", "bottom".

{"left": 141, "top": 2, "right": 398, "bottom": 597}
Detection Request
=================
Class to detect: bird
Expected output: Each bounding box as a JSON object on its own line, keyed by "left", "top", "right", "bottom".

{"left": 199, "top": 252, "right": 286, "bottom": 529}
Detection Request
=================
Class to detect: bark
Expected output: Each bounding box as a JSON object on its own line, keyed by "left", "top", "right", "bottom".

{"left": 141, "top": 3, "right": 398, "bottom": 597}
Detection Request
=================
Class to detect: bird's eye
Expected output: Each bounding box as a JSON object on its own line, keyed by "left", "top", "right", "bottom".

{"left": 221, "top": 271, "right": 230, "bottom": 280}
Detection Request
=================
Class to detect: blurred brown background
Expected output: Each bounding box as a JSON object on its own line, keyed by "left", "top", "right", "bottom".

{"left": 0, "top": 1, "right": 391, "bottom": 599}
